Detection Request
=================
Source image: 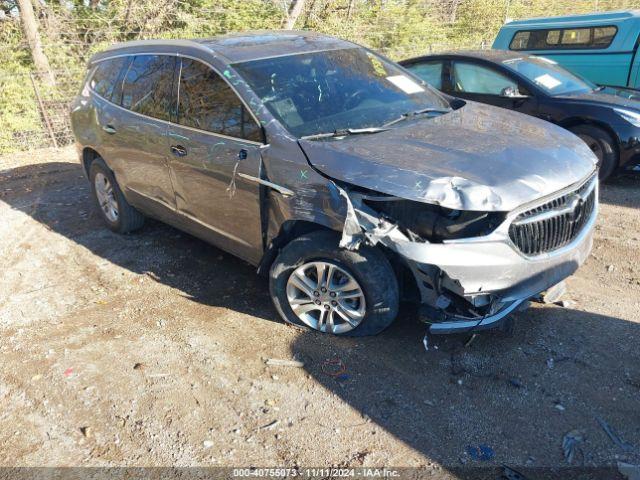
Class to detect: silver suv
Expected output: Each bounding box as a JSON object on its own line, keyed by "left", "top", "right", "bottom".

{"left": 70, "top": 32, "right": 598, "bottom": 337}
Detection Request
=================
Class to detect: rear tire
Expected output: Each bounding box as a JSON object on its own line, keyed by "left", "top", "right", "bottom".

{"left": 89, "top": 157, "right": 145, "bottom": 233}
{"left": 269, "top": 230, "right": 399, "bottom": 337}
{"left": 570, "top": 124, "right": 617, "bottom": 181}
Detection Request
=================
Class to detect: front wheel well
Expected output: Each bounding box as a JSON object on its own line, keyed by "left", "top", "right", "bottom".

{"left": 82, "top": 147, "right": 101, "bottom": 177}
{"left": 256, "top": 219, "right": 418, "bottom": 303}
{"left": 560, "top": 118, "right": 620, "bottom": 153}
{"left": 257, "top": 220, "right": 335, "bottom": 276}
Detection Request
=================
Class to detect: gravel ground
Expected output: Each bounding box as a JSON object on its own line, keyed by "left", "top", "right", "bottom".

{"left": 0, "top": 147, "right": 639, "bottom": 478}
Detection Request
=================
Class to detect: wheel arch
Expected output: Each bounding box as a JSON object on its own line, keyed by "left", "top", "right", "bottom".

{"left": 256, "top": 218, "right": 418, "bottom": 303}
{"left": 560, "top": 118, "right": 621, "bottom": 152}
{"left": 560, "top": 117, "right": 622, "bottom": 170}
{"left": 257, "top": 219, "right": 337, "bottom": 276}
{"left": 81, "top": 147, "right": 103, "bottom": 177}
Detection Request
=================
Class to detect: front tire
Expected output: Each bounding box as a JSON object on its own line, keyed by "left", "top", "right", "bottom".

{"left": 570, "top": 124, "right": 617, "bottom": 181}
{"left": 269, "top": 230, "right": 399, "bottom": 337}
{"left": 89, "top": 157, "right": 145, "bottom": 233}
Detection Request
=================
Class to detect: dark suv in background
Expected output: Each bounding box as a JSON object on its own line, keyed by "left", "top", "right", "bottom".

{"left": 71, "top": 32, "right": 598, "bottom": 339}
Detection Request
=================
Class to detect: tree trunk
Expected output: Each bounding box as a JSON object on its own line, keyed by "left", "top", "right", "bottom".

{"left": 284, "top": 0, "right": 306, "bottom": 29}
{"left": 16, "top": 0, "right": 55, "bottom": 85}
{"left": 347, "top": 0, "right": 356, "bottom": 20}
{"left": 89, "top": 0, "right": 100, "bottom": 9}
{"left": 123, "top": 0, "right": 134, "bottom": 27}
{"left": 449, "top": 0, "right": 461, "bottom": 23}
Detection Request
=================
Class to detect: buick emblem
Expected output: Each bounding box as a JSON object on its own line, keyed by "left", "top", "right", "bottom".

{"left": 567, "top": 194, "right": 584, "bottom": 222}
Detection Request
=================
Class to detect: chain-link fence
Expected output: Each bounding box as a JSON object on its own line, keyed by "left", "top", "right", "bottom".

{"left": 0, "top": 68, "right": 82, "bottom": 154}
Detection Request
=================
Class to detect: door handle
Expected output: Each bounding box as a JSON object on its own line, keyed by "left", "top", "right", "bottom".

{"left": 238, "top": 148, "right": 248, "bottom": 160}
{"left": 170, "top": 145, "right": 188, "bottom": 157}
{"left": 102, "top": 124, "right": 117, "bottom": 134}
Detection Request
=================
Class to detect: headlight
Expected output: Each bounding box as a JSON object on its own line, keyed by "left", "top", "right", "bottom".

{"left": 363, "top": 199, "right": 506, "bottom": 242}
{"left": 614, "top": 108, "right": 640, "bottom": 127}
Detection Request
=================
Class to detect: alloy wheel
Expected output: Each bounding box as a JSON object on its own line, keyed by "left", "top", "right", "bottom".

{"left": 94, "top": 172, "right": 119, "bottom": 223}
{"left": 285, "top": 261, "right": 366, "bottom": 334}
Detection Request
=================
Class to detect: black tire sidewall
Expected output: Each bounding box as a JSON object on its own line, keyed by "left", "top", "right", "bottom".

{"left": 571, "top": 125, "right": 617, "bottom": 180}
{"left": 269, "top": 231, "right": 399, "bottom": 337}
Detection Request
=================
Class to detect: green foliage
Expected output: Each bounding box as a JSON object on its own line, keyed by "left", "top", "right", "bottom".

{"left": 2, "top": 0, "right": 640, "bottom": 152}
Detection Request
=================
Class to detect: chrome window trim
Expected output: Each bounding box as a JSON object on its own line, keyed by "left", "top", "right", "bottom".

{"left": 166, "top": 124, "right": 262, "bottom": 146}
{"left": 89, "top": 51, "right": 264, "bottom": 143}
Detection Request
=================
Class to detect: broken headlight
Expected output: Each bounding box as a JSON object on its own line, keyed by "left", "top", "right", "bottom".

{"left": 364, "top": 199, "right": 506, "bottom": 242}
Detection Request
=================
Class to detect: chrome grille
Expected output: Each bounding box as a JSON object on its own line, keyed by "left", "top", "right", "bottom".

{"left": 509, "top": 175, "right": 597, "bottom": 256}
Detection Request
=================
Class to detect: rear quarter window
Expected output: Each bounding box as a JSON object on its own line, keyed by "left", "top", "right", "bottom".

{"left": 510, "top": 25, "right": 617, "bottom": 50}
{"left": 90, "top": 57, "right": 128, "bottom": 101}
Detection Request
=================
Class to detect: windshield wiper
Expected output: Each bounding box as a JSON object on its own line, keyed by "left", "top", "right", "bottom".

{"left": 300, "top": 127, "right": 389, "bottom": 141}
{"left": 383, "top": 107, "right": 452, "bottom": 128}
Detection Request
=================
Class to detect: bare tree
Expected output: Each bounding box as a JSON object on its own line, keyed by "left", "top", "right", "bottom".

{"left": 16, "top": 0, "right": 55, "bottom": 85}
{"left": 283, "top": 0, "right": 306, "bottom": 29}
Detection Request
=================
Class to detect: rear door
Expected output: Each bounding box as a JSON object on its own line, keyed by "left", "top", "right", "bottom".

{"left": 449, "top": 60, "right": 538, "bottom": 116}
{"left": 110, "top": 54, "right": 177, "bottom": 210}
{"left": 89, "top": 57, "right": 132, "bottom": 177}
{"left": 167, "top": 57, "right": 264, "bottom": 263}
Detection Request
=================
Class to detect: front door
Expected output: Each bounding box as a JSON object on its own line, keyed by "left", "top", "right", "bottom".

{"left": 449, "top": 60, "right": 538, "bottom": 116}
{"left": 168, "top": 57, "right": 264, "bottom": 264}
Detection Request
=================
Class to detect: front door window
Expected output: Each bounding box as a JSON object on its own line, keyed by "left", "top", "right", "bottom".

{"left": 177, "top": 59, "right": 262, "bottom": 142}
{"left": 452, "top": 62, "right": 518, "bottom": 95}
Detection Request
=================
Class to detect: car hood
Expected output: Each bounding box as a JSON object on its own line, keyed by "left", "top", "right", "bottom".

{"left": 298, "top": 101, "right": 597, "bottom": 212}
{"left": 558, "top": 86, "right": 640, "bottom": 109}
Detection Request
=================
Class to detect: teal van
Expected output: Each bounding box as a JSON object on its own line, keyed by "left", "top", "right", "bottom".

{"left": 493, "top": 10, "right": 640, "bottom": 89}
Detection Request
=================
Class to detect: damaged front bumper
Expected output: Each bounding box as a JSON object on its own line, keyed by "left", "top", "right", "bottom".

{"left": 338, "top": 173, "right": 598, "bottom": 334}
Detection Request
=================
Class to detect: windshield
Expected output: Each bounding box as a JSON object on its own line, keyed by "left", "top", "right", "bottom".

{"left": 233, "top": 48, "right": 450, "bottom": 137}
{"left": 502, "top": 56, "right": 595, "bottom": 96}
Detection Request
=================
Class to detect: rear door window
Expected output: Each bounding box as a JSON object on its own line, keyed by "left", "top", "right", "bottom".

{"left": 405, "top": 61, "right": 444, "bottom": 89}
{"left": 90, "top": 58, "right": 128, "bottom": 101}
{"left": 452, "top": 61, "right": 517, "bottom": 95}
{"left": 119, "top": 55, "right": 176, "bottom": 122}
{"left": 176, "top": 58, "right": 262, "bottom": 142}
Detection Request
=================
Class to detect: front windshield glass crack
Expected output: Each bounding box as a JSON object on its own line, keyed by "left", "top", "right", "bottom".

{"left": 233, "top": 48, "right": 451, "bottom": 138}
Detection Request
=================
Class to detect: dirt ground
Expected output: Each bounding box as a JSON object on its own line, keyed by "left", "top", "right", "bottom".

{"left": 0, "top": 146, "right": 639, "bottom": 478}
